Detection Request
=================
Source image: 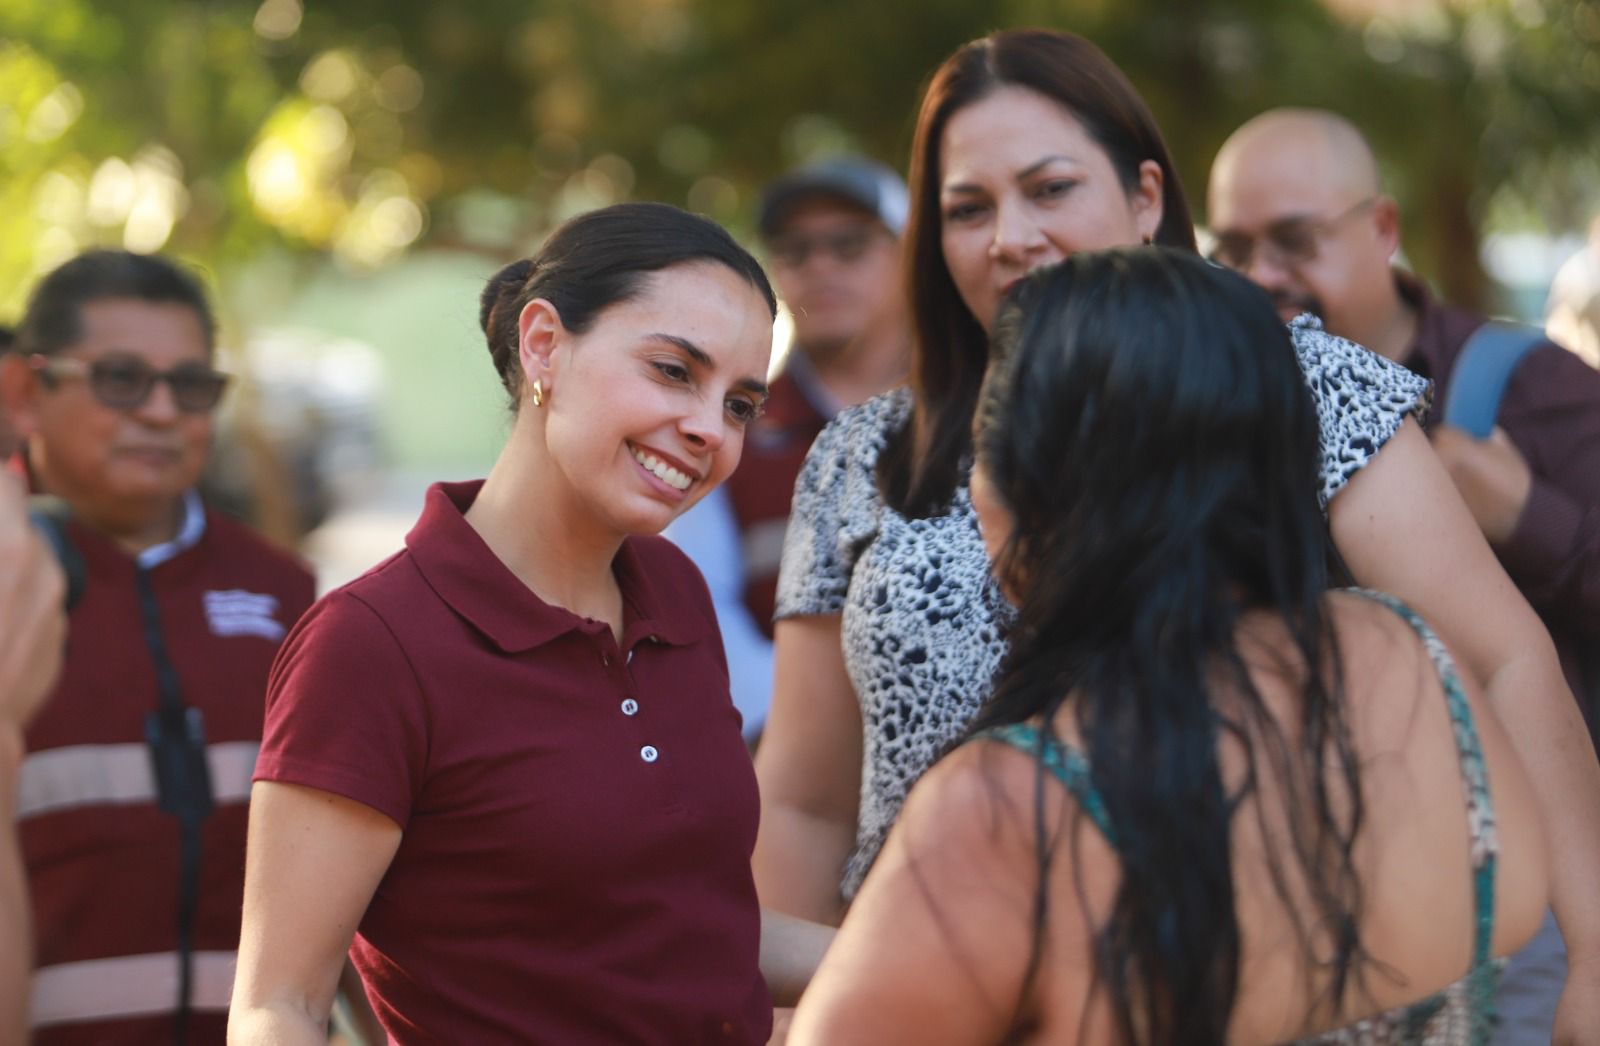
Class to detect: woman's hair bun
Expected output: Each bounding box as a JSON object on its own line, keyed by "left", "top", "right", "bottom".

{"left": 479, "top": 258, "right": 535, "bottom": 336}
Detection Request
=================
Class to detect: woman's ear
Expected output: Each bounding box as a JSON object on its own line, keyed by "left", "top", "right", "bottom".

{"left": 1131, "top": 159, "right": 1165, "bottom": 244}
{"left": 517, "top": 298, "right": 563, "bottom": 395}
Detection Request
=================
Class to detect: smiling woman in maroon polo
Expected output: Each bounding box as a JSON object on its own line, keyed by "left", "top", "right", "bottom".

{"left": 228, "top": 203, "right": 811, "bottom": 1044}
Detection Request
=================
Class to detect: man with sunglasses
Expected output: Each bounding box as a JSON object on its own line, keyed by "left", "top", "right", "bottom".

{"left": 0, "top": 250, "right": 315, "bottom": 1044}
{"left": 667, "top": 156, "right": 910, "bottom": 743}
{"left": 1209, "top": 107, "right": 1600, "bottom": 1045}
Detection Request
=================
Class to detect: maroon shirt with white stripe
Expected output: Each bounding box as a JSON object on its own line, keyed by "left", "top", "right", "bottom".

{"left": 255, "top": 480, "right": 770, "bottom": 1044}
{"left": 16, "top": 491, "right": 314, "bottom": 1045}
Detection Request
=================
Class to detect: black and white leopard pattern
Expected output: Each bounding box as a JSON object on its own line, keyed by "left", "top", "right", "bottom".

{"left": 775, "top": 315, "right": 1430, "bottom": 898}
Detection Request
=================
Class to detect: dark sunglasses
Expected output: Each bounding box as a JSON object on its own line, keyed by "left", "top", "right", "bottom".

{"left": 29, "top": 354, "right": 231, "bottom": 414}
{"left": 1208, "top": 197, "right": 1376, "bottom": 273}
{"left": 767, "top": 226, "right": 882, "bottom": 269}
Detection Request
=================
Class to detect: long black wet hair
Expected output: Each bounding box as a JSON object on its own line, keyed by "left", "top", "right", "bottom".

{"left": 969, "top": 247, "right": 1366, "bottom": 1044}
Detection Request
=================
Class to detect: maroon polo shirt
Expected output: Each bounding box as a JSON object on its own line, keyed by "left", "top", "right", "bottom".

{"left": 255, "top": 481, "right": 770, "bottom": 1044}
{"left": 1398, "top": 271, "right": 1600, "bottom": 732}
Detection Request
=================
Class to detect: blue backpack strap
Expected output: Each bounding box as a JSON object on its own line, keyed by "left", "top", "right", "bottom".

{"left": 1442, "top": 322, "right": 1545, "bottom": 438}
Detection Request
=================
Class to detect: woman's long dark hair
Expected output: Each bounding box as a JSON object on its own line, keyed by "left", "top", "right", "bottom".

{"left": 969, "top": 248, "right": 1365, "bottom": 1044}
{"left": 882, "top": 28, "right": 1197, "bottom": 519}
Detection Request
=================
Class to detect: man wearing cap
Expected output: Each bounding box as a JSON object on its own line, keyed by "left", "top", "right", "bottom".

{"left": 1208, "top": 107, "right": 1600, "bottom": 1044}
{"left": 667, "top": 156, "right": 910, "bottom": 743}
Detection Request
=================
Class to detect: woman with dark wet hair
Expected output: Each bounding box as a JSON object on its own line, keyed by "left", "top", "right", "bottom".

{"left": 754, "top": 30, "right": 1599, "bottom": 1036}
{"left": 791, "top": 248, "right": 1549, "bottom": 1044}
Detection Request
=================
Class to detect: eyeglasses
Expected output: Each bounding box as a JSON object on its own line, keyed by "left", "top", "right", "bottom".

{"left": 1209, "top": 197, "right": 1377, "bottom": 273}
{"left": 767, "top": 226, "right": 883, "bottom": 269}
{"left": 28, "top": 354, "right": 231, "bottom": 414}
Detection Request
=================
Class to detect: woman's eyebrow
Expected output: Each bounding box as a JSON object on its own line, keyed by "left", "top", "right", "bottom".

{"left": 646, "top": 332, "right": 712, "bottom": 366}
{"left": 1015, "top": 154, "right": 1072, "bottom": 180}
{"left": 645, "top": 333, "right": 768, "bottom": 397}
{"left": 943, "top": 155, "right": 1073, "bottom": 195}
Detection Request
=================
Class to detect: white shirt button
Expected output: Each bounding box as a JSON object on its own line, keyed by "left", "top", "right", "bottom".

{"left": 621, "top": 698, "right": 639, "bottom": 716}
{"left": 640, "top": 745, "right": 659, "bottom": 763}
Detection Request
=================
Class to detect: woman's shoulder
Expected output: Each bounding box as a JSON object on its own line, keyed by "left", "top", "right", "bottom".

{"left": 1287, "top": 314, "right": 1432, "bottom": 415}
{"left": 784, "top": 387, "right": 909, "bottom": 537}
{"left": 900, "top": 732, "right": 1062, "bottom": 865}
{"left": 274, "top": 553, "right": 424, "bottom": 668}
{"left": 1286, "top": 315, "right": 1433, "bottom": 507}
{"left": 809, "top": 386, "right": 912, "bottom": 470}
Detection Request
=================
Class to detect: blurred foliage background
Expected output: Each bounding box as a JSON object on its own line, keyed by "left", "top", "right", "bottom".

{"left": 5, "top": 0, "right": 1599, "bottom": 303}
{"left": 2, "top": 0, "right": 1597, "bottom": 509}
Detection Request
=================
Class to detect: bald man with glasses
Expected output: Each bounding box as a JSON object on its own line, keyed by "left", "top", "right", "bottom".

{"left": 1210, "top": 107, "right": 1600, "bottom": 1045}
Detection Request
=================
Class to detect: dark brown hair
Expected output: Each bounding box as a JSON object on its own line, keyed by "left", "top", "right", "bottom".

{"left": 479, "top": 202, "right": 776, "bottom": 404}
{"left": 882, "top": 28, "right": 1198, "bottom": 517}
{"left": 16, "top": 250, "right": 216, "bottom": 358}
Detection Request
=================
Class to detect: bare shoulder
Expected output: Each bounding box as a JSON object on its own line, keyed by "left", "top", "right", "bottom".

{"left": 889, "top": 733, "right": 1120, "bottom": 937}
{"left": 793, "top": 736, "right": 1113, "bottom": 1046}
{"left": 899, "top": 737, "right": 1062, "bottom": 868}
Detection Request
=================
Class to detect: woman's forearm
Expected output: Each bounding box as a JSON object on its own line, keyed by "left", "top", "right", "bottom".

{"left": 228, "top": 1001, "right": 335, "bottom": 1046}
{"left": 760, "top": 907, "right": 837, "bottom": 1007}
{"left": 753, "top": 805, "right": 854, "bottom": 926}
{"left": 1484, "top": 649, "right": 1600, "bottom": 963}
{"left": 1328, "top": 421, "right": 1600, "bottom": 964}
{"left": 753, "top": 616, "right": 864, "bottom": 926}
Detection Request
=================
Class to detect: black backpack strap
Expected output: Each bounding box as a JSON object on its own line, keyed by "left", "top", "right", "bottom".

{"left": 1441, "top": 322, "right": 1546, "bottom": 437}
{"left": 136, "top": 567, "right": 213, "bottom": 1046}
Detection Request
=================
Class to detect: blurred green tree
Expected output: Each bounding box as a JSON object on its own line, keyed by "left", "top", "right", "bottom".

{"left": 2, "top": 0, "right": 1596, "bottom": 318}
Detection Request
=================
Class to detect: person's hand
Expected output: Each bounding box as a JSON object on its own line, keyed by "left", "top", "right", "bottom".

{"left": 1428, "top": 424, "right": 1533, "bottom": 546}
{"left": 0, "top": 476, "right": 66, "bottom": 732}
{"left": 1555, "top": 953, "right": 1600, "bottom": 1045}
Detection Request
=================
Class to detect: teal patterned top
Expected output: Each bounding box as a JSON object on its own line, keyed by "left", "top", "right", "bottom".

{"left": 976, "top": 589, "right": 1501, "bottom": 1045}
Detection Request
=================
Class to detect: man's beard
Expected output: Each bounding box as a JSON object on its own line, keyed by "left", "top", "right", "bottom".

{"left": 1270, "top": 289, "right": 1323, "bottom": 322}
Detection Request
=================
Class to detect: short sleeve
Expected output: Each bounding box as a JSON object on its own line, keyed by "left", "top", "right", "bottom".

{"left": 1288, "top": 315, "right": 1433, "bottom": 508}
{"left": 255, "top": 587, "right": 429, "bottom": 828}
{"left": 774, "top": 389, "right": 908, "bottom": 620}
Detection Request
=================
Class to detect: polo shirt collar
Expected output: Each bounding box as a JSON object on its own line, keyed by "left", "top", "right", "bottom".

{"left": 610, "top": 537, "right": 710, "bottom": 648}
{"left": 407, "top": 480, "right": 710, "bottom": 654}
{"left": 136, "top": 490, "right": 206, "bottom": 569}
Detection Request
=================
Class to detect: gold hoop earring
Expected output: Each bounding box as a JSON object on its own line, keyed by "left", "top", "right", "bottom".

{"left": 1143, "top": 233, "right": 1154, "bottom": 246}
{"left": 531, "top": 378, "right": 544, "bottom": 408}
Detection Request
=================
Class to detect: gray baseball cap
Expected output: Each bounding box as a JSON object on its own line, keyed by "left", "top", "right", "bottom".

{"left": 758, "top": 156, "right": 910, "bottom": 239}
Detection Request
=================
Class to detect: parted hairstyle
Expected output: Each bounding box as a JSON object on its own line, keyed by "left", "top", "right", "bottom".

{"left": 15, "top": 250, "right": 216, "bottom": 358}
{"left": 969, "top": 248, "right": 1365, "bottom": 1044}
{"left": 478, "top": 201, "right": 776, "bottom": 403}
{"left": 883, "top": 28, "right": 1198, "bottom": 519}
